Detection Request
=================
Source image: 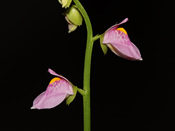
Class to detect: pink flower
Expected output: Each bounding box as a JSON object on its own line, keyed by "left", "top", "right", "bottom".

{"left": 31, "top": 69, "right": 74, "bottom": 109}
{"left": 102, "top": 18, "right": 142, "bottom": 61}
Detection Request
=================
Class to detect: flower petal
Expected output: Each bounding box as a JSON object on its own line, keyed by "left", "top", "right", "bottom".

{"left": 31, "top": 69, "right": 75, "bottom": 109}
{"left": 48, "top": 68, "right": 60, "bottom": 77}
{"left": 32, "top": 92, "right": 67, "bottom": 109}
{"left": 46, "top": 79, "right": 74, "bottom": 95}
{"left": 104, "top": 29, "right": 142, "bottom": 60}
{"left": 103, "top": 18, "right": 129, "bottom": 42}
{"left": 107, "top": 42, "right": 142, "bottom": 60}
{"left": 48, "top": 68, "right": 74, "bottom": 94}
{"left": 48, "top": 68, "right": 70, "bottom": 83}
{"left": 42, "top": 93, "right": 67, "bottom": 109}
{"left": 102, "top": 18, "right": 142, "bottom": 60}
{"left": 32, "top": 91, "right": 46, "bottom": 109}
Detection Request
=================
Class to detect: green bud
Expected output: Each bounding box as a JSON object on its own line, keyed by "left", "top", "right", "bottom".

{"left": 58, "top": 0, "right": 72, "bottom": 8}
{"left": 100, "top": 34, "right": 108, "bottom": 55}
{"left": 63, "top": 5, "right": 83, "bottom": 33}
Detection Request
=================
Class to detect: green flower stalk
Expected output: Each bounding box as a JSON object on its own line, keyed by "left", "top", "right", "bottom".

{"left": 72, "top": 0, "right": 93, "bottom": 131}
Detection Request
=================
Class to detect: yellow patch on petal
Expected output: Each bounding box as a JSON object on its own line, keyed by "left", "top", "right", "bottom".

{"left": 49, "top": 77, "right": 61, "bottom": 84}
{"left": 116, "top": 28, "right": 127, "bottom": 35}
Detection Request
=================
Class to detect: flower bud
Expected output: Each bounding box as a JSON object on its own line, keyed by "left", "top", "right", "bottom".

{"left": 58, "top": 0, "right": 72, "bottom": 8}
{"left": 64, "top": 5, "right": 83, "bottom": 33}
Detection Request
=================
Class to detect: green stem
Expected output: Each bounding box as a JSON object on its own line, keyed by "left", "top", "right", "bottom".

{"left": 92, "top": 34, "right": 102, "bottom": 42}
{"left": 73, "top": 0, "right": 93, "bottom": 131}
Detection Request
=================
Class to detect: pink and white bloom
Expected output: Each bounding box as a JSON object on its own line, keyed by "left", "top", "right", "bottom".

{"left": 102, "top": 18, "right": 142, "bottom": 61}
{"left": 31, "top": 68, "right": 74, "bottom": 109}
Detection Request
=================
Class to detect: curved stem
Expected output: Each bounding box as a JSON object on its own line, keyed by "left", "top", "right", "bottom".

{"left": 73, "top": 0, "right": 93, "bottom": 131}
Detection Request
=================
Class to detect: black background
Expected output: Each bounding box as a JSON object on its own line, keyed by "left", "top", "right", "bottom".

{"left": 1, "top": 0, "right": 174, "bottom": 130}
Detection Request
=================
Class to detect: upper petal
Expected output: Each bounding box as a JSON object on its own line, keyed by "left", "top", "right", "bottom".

{"left": 108, "top": 18, "right": 129, "bottom": 31}
{"left": 48, "top": 68, "right": 71, "bottom": 83}
{"left": 103, "top": 18, "right": 129, "bottom": 43}
{"left": 46, "top": 78, "right": 74, "bottom": 95}
{"left": 48, "top": 68, "right": 74, "bottom": 94}
{"left": 48, "top": 68, "right": 60, "bottom": 77}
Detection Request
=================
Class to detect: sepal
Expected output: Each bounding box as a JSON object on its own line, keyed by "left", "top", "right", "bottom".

{"left": 100, "top": 34, "right": 108, "bottom": 55}
{"left": 66, "top": 85, "right": 78, "bottom": 106}
{"left": 66, "top": 5, "right": 83, "bottom": 26}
